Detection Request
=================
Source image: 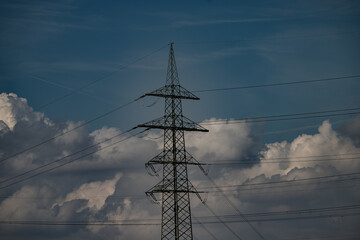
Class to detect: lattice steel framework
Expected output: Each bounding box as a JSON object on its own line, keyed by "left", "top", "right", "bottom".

{"left": 137, "top": 43, "right": 208, "bottom": 240}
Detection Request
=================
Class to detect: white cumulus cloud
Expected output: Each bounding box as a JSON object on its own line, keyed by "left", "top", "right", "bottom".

{"left": 186, "top": 118, "right": 256, "bottom": 162}
{"left": 1, "top": 92, "right": 359, "bottom": 239}
{"left": 60, "top": 173, "right": 122, "bottom": 212}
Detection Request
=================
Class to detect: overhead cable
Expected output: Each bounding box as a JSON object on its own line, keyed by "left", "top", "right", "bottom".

{"left": 201, "top": 107, "right": 360, "bottom": 126}
{"left": 34, "top": 45, "right": 167, "bottom": 111}
{"left": 199, "top": 212, "right": 360, "bottom": 224}
{"left": 0, "top": 127, "right": 138, "bottom": 185}
{"left": 0, "top": 128, "right": 149, "bottom": 190}
{"left": 201, "top": 202, "right": 244, "bottom": 240}
{"left": 1, "top": 212, "right": 358, "bottom": 226}
{"left": 199, "top": 172, "right": 360, "bottom": 190}
{"left": 206, "top": 157, "right": 360, "bottom": 165}
{"left": 1, "top": 204, "right": 358, "bottom": 226}
{"left": 2, "top": 81, "right": 358, "bottom": 166}
{"left": 179, "top": 30, "right": 360, "bottom": 45}
{"left": 207, "top": 152, "right": 360, "bottom": 162}
{"left": 0, "top": 44, "right": 167, "bottom": 165}
{"left": 205, "top": 174, "right": 266, "bottom": 240}
{"left": 196, "top": 204, "right": 360, "bottom": 219}
{"left": 0, "top": 98, "right": 140, "bottom": 165}
{"left": 193, "top": 217, "right": 220, "bottom": 240}
{"left": 193, "top": 75, "right": 360, "bottom": 93}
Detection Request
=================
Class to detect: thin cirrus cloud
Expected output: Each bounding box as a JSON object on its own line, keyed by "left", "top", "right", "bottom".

{"left": 0, "top": 1, "right": 105, "bottom": 39}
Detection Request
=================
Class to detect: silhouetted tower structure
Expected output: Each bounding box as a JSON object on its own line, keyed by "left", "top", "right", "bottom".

{"left": 137, "top": 43, "right": 208, "bottom": 240}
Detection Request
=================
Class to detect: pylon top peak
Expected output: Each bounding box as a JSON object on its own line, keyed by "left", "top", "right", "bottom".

{"left": 166, "top": 42, "right": 179, "bottom": 86}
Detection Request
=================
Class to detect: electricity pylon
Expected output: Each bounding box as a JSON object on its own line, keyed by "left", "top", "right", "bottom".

{"left": 137, "top": 43, "right": 208, "bottom": 240}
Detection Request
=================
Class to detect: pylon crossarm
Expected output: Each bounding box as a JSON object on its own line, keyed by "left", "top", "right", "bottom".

{"left": 150, "top": 180, "right": 171, "bottom": 192}
{"left": 148, "top": 160, "right": 206, "bottom": 165}
{"left": 148, "top": 179, "right": 204, "bottom": 193}
{"left": 152, "top": 189, "right": 204, "bottom": 194}
{"left": 145, "top": 162, "right": 160, "bottom": 176}
{"left": 144, "top": 85, "right": 200, "bottom": 100}
{"left": 183, "top": 151, "right": 209, "bottom": 172}
{"left": 146, "top": 191, "right": 160, "bottom": 204}
{"left": 182, "top": 116, "right": 209, "bottom": 132}
{"left": 184, "top": 150, "right": 210, "bottom": 175}
{"left": 137, "top": 116, "right": 209, "bottom": 132}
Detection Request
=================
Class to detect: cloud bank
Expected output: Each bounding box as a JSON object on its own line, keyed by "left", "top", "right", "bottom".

{"left": 0, "top": 92, "right": 359, "bottom": 239}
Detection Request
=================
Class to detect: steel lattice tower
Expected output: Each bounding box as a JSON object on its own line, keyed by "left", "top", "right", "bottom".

{"left": 137, "top": 43, "right": 208, "bottom": 240}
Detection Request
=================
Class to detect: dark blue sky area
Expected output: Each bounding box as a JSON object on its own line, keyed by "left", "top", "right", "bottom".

{"left": 1, "top": 0, "right": 359, "bottom": 142}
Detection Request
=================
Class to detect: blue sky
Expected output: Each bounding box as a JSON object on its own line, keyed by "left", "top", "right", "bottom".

{"left": 1, "top": 1, "right": 360, "bottom": 239}
{"left": 1, "top": 0, "right": 359, "bottom": 139}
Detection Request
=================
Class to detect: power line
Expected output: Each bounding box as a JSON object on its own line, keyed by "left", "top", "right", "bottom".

{"left": 204, "top": 152, "right": 360, "bottom": 166}
{"left": 193, "top": 217, "right": 219, "bottom": 240}
{"left": 0, "top": 127, "right": 138, "bottom": 185}
{"left": 0, "top": 195, "right": 146, "bottom": 200}
{"left": 0, "top": 98, "right": 140, "bottom": 165}
{"left": 226, "top": 178, "right": 360, "bottom": 193}
{"left": 6, "top": 183, "right": 357, "bottom": 211}
{"left": 205, "top": 174, "right": 267, "bottom": 240}
{"left": 2, "top": 52, "right": 357, "bottom": 167}
{"left": 203, "top": 112, "right": 360, "bottom": 125}
{"left": 1, "top": 204, "right": 358, "bottom": 225}
{"left": 179, "top": 30, "right": 360, "bottom": 45}
{"left": 201, "top": 108, "right": 360, "bottom": 126}
{"left": 196, "top": 204, "right": 360, "bottom": 219}
{"left": 206, "top": 152, "right": 360, "bottom": 162}
{"left": 2, "top": 212, "right": 358, "bottom": 226}
{"left": 277, "top": 233, "right": 360, "bottom": 240}
{"left": 34, "top": 45, "right": 167, "bottom": 111}
{"left": 4, "top": 131, "right": 357, "bottom": 188}
{"left": 202, "top": 107, "right": 360, "bottom": 123}
{"left": 1, "top": 179, "right": 357, "bottom": 200}
{"left": 199, "top": 212, "right": 360, "bottom": 224}
{"left": 192, "top": 75, "right": 360, "bottom": 93}
{"left": 4, "top": 151, "right": 358, "bottom": 191}
{"left": 203, "top": 176, "right": 360, "bottom": 191}
{"left": 1, "top": 181, "right": 357, "bottom": 218}
{"left": 0, "top": 128, "right": 149, "bottom": 190}
{"left": 195, "top": 168, "right": 360, "bottom": 238}
{"left": 31, "top": 76, "right": 112, "bottom": 105}
{"left": 199, "top": 172, "right": 360, "bottom": 190}
{"left": 216, "top": 180, "right": 359, "bottom": 196}
{"left": 3, "top": 150, "right": 359, "bottom": 191}
{"left": 206, "top": 157, "right": 360, "bottom": 165}
{"left": 3, "top": 175, "right": 358, "bottom": 200}
{"left": 3, "top": 106, "right": 355, "bottom": 167}
{"left": 201, "top": 202, "right": 244, "bottom": 240}
{"left": 2, "top": 85, "right": 358, "bottom": 167}
{"left": 262, "top": 117, "right": 351, "bottom": 136}
{"left": 0, "top": 45, "right": 168, "bottom": 165}
{"left": 197, "top": 174, "right": 360, "bottom": 195}
{"left": 0, "top": 220, "right": 160, "bottom": 226}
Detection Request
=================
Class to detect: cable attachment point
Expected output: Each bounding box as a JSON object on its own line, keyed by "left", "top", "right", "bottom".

{"left": 145, "top": 163, "right": 161, "bottom": 177}
{"left": 198, "top": 164, "right": 210, "bottom": 176}
{"left": 146, "top": 192, "right": 160, "bottom": 205}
